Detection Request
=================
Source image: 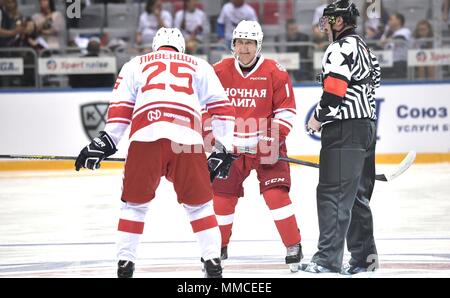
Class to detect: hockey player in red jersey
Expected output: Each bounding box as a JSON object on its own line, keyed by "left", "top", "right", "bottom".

{"left": 204, "top": 20, "right": 303, "bottom": 272}
{"left": 75, "top": 28, "right": 236, "bottom": 278}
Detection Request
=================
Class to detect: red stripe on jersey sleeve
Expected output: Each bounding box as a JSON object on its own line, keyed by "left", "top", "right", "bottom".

{"left": 205, "top": 100, "right": 230, "bottom": 109}
{"left": 274, "top": 118, "right": 293, "bottom": 130}
{"left": 206, "top": 105, "right": 235, "bottom": 118}
{"left": 274, "top": 108, "right": 296, "bottom": 115}
{"left": 323, "top": 76, "right": 348, "bottom": 97}
{"left": 107, "top": 119, "right": 131, "bottom": 125}
{"left": 190, "top": 215, "right": 218, "bottom": 233}
{"left": 118, "top": 219, "right": 144, "bottom": 234}
{"left": 211, "top": 116, "right": 235, "bottom": 122}
{"left": 108, "top": 105, "right": 134, "bottom": 120}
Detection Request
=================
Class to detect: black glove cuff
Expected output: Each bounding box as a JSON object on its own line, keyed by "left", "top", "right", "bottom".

{"left": 94, "top": 131, "right": 117, "bottom": 156}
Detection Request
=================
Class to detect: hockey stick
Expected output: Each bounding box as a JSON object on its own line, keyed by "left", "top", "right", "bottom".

{"left": 278, "top": 150, "right": 416, "bottom": 182}
{"left": 0, "top": 151, "right": 416, "bottom": 182}
{"left": 0, "top": 154, "right": 125, "bottom": 162}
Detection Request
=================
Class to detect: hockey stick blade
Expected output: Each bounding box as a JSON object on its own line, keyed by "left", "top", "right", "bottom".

{"left": 374, "top": 150, "right": 416, "bottom": 182}
{"left": 0, "top": 154, "right": 125, "bottom": 162}
{"left": 278, "top": 150, "right": 416, "bottom": 182}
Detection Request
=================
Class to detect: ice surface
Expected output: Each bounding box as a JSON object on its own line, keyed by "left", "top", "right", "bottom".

{"left": 0, "top": 164, "right": 449, "bottom": 278}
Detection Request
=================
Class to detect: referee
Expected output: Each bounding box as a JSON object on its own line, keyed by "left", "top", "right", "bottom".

{"left": 304, "top": 0, "right": 381, "bottom": 274}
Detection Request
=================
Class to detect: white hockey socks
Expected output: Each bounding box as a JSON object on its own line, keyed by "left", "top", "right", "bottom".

{"left": 183, "top": 200, "right": 221, "bottom": 261}
{"left": 116, "top": 201, "right": 149, "bottom": 262}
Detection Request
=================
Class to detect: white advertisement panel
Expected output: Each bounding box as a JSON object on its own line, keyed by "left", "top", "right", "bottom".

{"left": 0, "top": 90, "right": 128, "bottom": 158}
{"left": 0, "top": 83, "right": 449, "bottom": 158}
{"left": 38, "top": 57, "right": 117, "bottom": 75}
{"left": 0, "top": 58, "right": 24, "bottom": 75}
{"left": 408, "top": 49, "right": 450, "bottom": 66}
{"left": 373, "top": 50, "right": 393, "bottom": 67}
{"left": 290, "top": 83, "right": 450, "bottom": 155}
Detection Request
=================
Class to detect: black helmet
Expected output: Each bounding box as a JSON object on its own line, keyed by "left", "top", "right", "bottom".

{"left": 322, "top": 0, "right": 359, "bottom": 28}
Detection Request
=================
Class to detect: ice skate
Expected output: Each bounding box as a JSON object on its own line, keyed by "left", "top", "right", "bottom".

{"left": 117, "top": 260, "right": 135, "bottom": 278}
{"left": 285, "top": 242, "right": 303, "bottom": 272}
{"left": 203, "top": 258, "right": 222, "bottom": 278}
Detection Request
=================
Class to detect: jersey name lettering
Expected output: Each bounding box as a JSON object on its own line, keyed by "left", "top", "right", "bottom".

{"left": 225, "top": 87, "right": 267, "bottom": 108}
{"left": 140, "top": 52, "right": 198, "bottom": 66}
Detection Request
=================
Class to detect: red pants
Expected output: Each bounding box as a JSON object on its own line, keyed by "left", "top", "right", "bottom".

{"left": 121, "top": 139, "right": 213, "bottom": 204}
{"left": 212, "top": 144, "right": 291, "bottom": 197}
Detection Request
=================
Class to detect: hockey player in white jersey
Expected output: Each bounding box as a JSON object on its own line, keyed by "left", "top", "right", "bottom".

{"left": 75, "top": 28, "right": 236, "bottom": 278}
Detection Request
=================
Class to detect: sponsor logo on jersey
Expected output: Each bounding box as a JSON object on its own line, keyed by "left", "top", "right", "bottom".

{"left": 148, "top": 109, "right": 162, "bottom": 122}
{"left": 80, "top": 102, "right": 109, "bottom": 140}
{"left": 166, "top": 113, "right": 190, "bottom": 123}
{"left": 264, "top": 177, "right": 286, "bottom": 186}
{"left": 250, "top": 77, "right": 267, "bottom": 80}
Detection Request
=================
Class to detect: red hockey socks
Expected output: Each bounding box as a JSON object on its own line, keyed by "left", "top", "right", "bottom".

{"left": 263, "top": 187, "right": 301, "bottom": 247}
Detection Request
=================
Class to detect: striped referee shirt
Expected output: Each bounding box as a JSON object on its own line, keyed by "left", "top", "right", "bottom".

{"left": 314, "top": 29, "right": 381, "bottom": 124}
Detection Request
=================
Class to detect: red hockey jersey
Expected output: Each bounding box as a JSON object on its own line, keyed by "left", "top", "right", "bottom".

{"left": 204, "top": 56, "right": 296, "bottom": 153}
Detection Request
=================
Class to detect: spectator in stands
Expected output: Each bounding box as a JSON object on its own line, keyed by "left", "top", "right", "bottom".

{"left": 174, "top": 0, "right": 209, "bottom": 54}
{"left": 361, "top": 0, "right": 389, "bottom": 41}
{"left": 413, "top": 20, "right": 435, "bottom": 80}
{"left": 364, "top": 23, "right": 383, "bottom": 50}
{"left": 311, "top": 24, "right": 328, "bottom": 51}
{"left": 312, "top": 0, "right": 333, "bottom": 27}
{"left": 136, "top": 0, "right": 172, "bottom": 47}
{"left": 93, "top": 0, "right": 124, "bottom": 2}
{"left": 311, "top": 0, "right": 332, "bottom": 51}
{"left": 0, "top": 0, "right": 26, "bottom": 87}
{"left": 69, "top": 37, "right": 115, "bottom": 88}
{"left": 217, "top": 0, "right": 257, "bottom": 50}
{"left": 380, "top": 12, "right": 411, "bottom": 79}
{"left": 14, "top": 17, "right": 42, "bottom": 50}
{"left": 275, "top": 18, "right": 311, "bottom": 82}
{"left": 32, "top": 0, "right": 65, "bottom": 50}
{"left": 442, "top": 0, "right": 450, "bottom": 36}
{"left": 2, "top": 0, "right": 20, "bottom": 21}
{"left": 10, "top": 17, "right": 41, "bottom": 87}
{"left": 0, "top": 0, "right": 23, "bottom": 47}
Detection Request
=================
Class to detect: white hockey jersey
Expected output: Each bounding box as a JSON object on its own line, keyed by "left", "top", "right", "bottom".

{"left": 104, "top": 47, "right": 235, "bottom": 151}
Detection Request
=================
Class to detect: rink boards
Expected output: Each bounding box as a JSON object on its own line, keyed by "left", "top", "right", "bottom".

{"left": 0, "top": 82, "right": 449, "bottom": 170}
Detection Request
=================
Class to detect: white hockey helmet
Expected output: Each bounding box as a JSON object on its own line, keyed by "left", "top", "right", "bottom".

{"left": 231, "top": 20, "right": 264, "bottom": 56}
{"left": 152, "top": 27, "right": 185, "bottom": 53}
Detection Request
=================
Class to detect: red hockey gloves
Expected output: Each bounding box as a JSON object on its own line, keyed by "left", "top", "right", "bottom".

{"left": 207, "top": 142, "right": 238, "bottom": 182}
{"left": 75, "top": 131, "right": 117, "bottom": 171}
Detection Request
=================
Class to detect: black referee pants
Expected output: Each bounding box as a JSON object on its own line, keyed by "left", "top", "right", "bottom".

{"left": 311, "top": 118, "right": 378, "bottom": 271}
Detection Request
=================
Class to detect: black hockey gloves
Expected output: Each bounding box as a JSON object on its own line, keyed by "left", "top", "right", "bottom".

{"left": 207, "top": 143, "right": 238, "bottom": 182}
{"left": 75, "top": 131, "right": 117, "bottom": 171}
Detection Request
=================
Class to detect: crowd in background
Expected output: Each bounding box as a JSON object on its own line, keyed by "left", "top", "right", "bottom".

{"left": 1, "top": 0, "right": 450, "bottom": 88}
